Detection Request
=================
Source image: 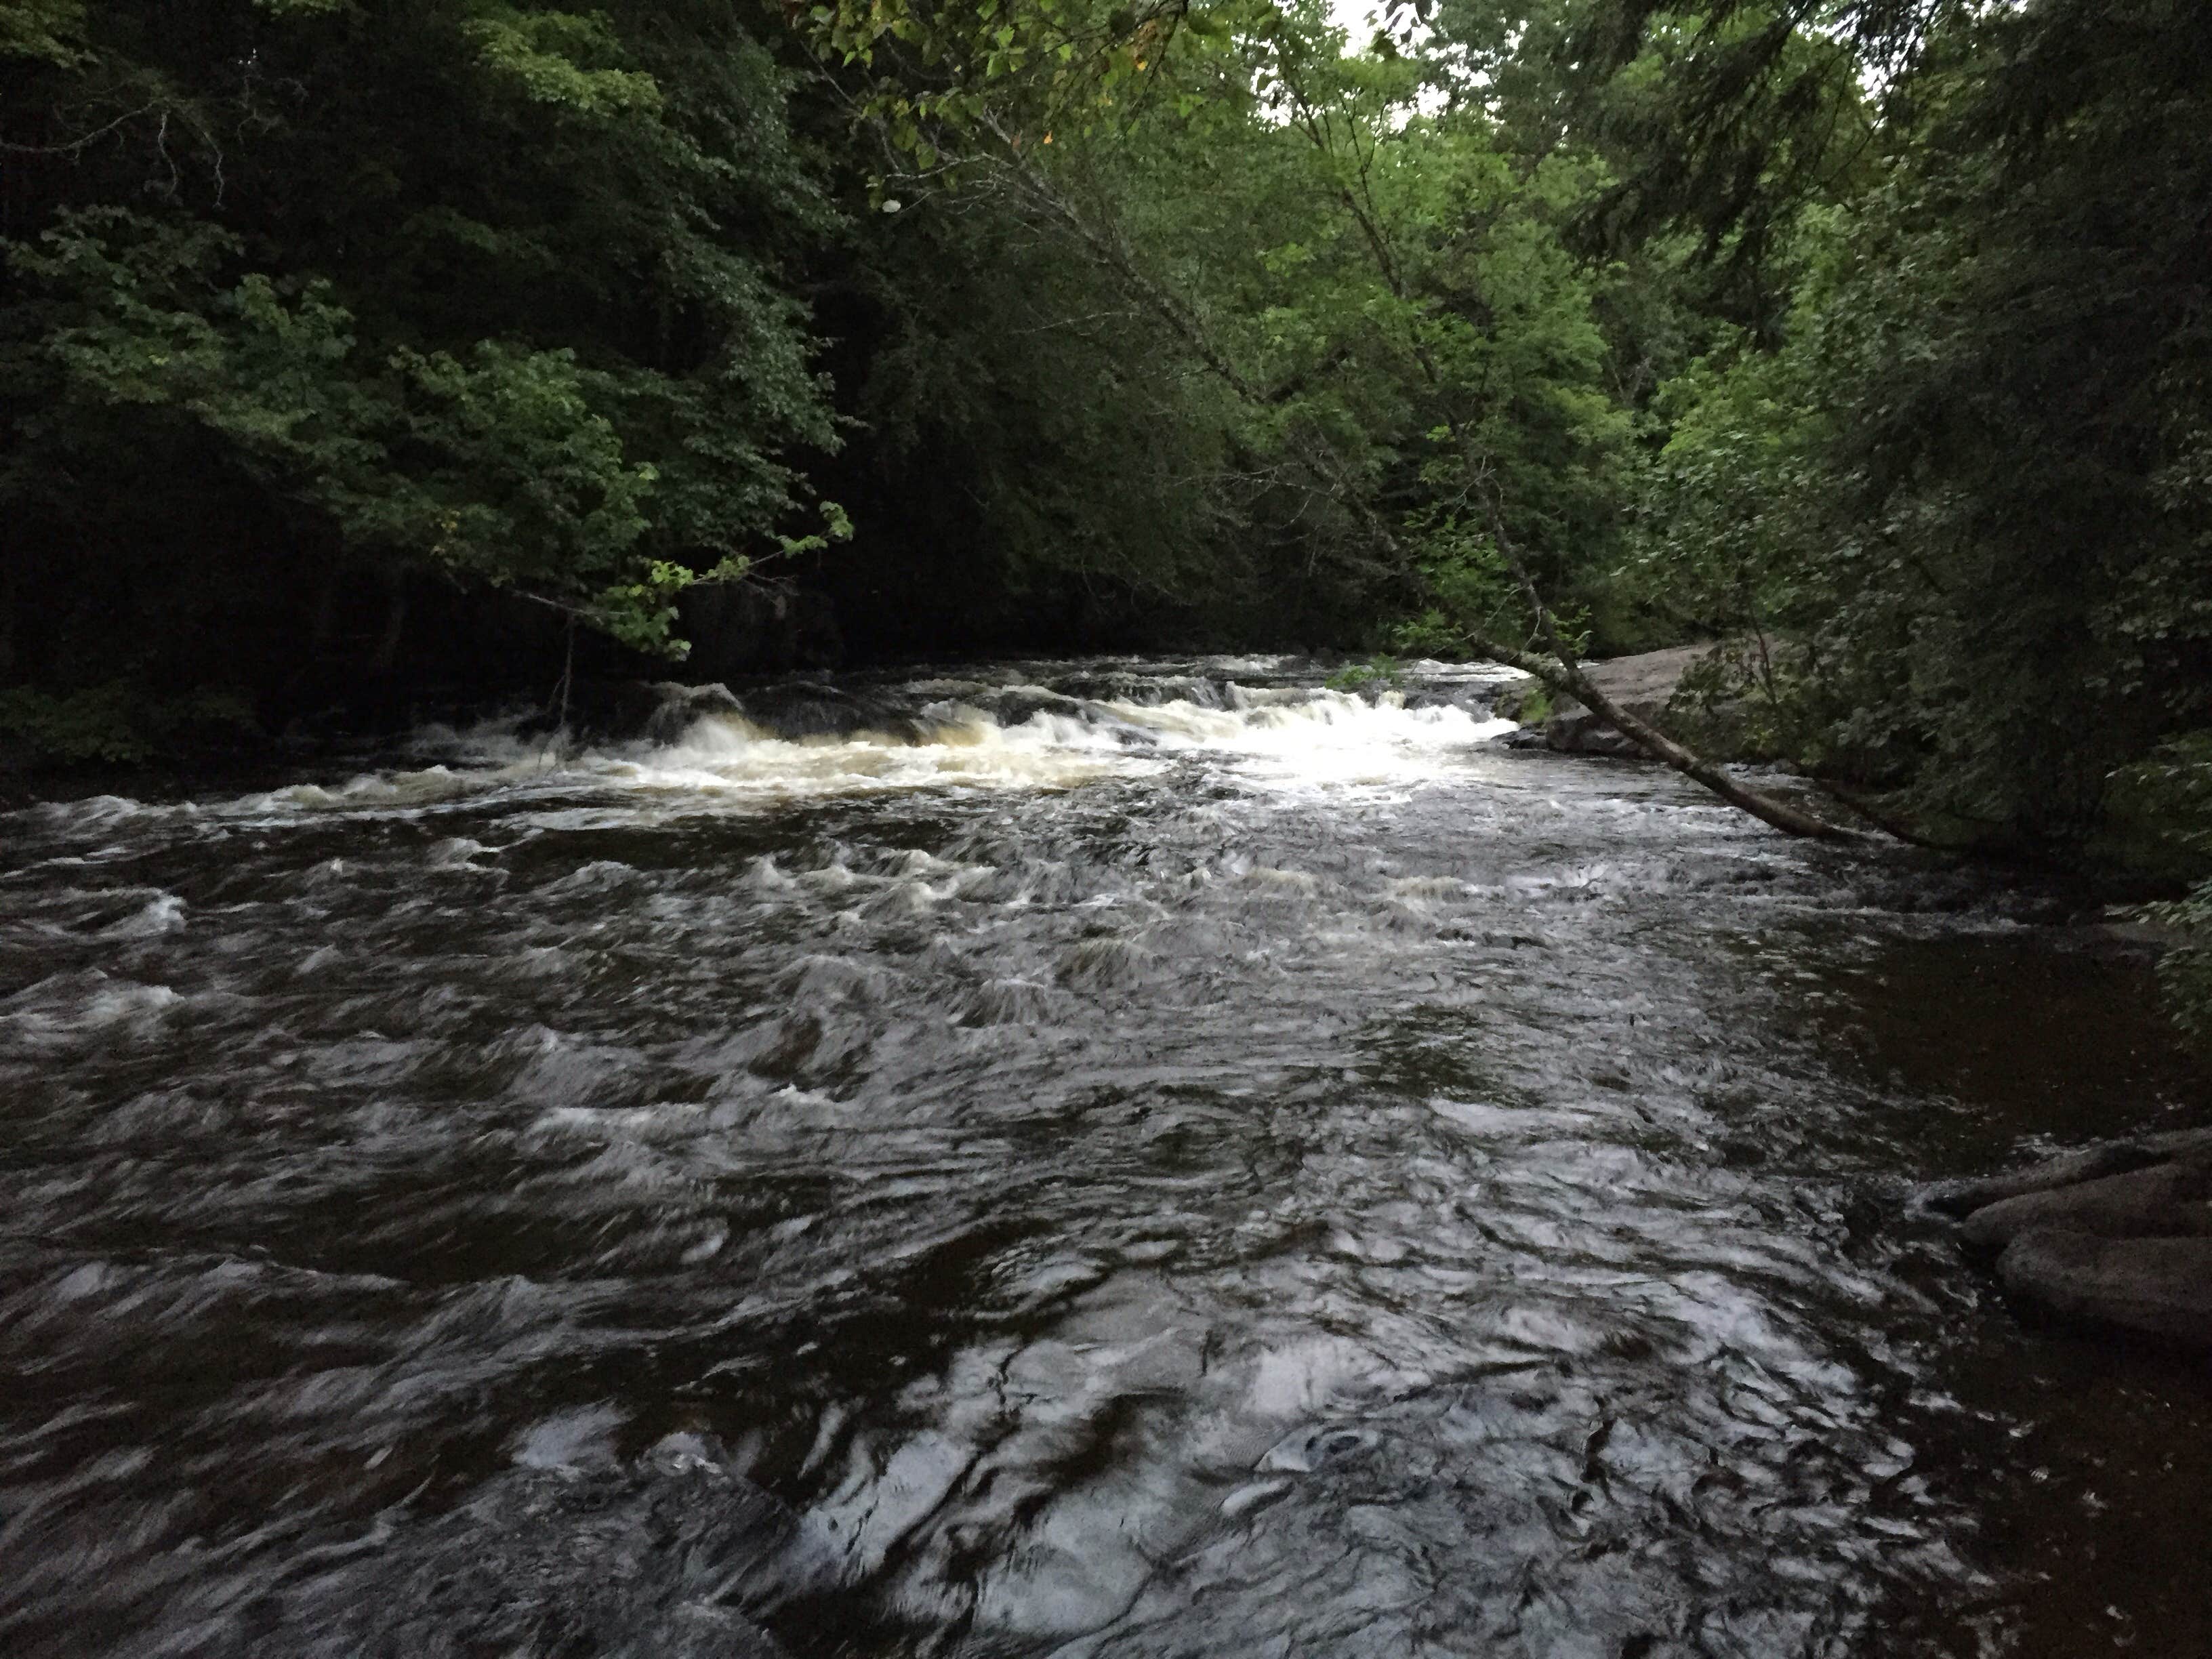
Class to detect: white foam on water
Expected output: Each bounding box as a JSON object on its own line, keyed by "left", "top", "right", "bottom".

{"left": 1095, "top": 687, "right": 1516, "bottom": 792}
{"left": 0, "top": 971, "right": 184, "bottom": 1053}
{"left": 97, "top": 893, "right": 187, "bottom": 939}
{"left": 1, "top": 661, "right": 1528, "bottom": 832}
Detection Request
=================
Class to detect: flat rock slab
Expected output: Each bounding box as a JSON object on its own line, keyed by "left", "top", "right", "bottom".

{"left": 1572, "top": 644, "right": 1719, "bottom": 706}
{"left": 1539, "top": 645, "right": 1719, "bottom": 756}
{"left": 1998, "top": 1231, "right": 2212, "bottom": 1351}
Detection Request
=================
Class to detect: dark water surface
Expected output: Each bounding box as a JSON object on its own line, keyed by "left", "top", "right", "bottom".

{"left": 2, "top": 658, "right": 2207, "bottom": 1658}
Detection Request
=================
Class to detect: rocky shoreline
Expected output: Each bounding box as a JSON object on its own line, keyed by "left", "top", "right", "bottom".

{"left": 1504, "top": 650, "right": 2212, "bottom": 1357}
{"left": 1929, "top": 1131, "right": 2212, "bottom": 1352}
{"left": 1492, "top": 642, "right": 1778, "bottom": 760}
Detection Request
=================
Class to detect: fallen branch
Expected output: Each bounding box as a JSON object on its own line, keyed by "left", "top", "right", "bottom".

{"left": 1463, "top": 491, "right": 1859, "bottom": 840}
{"left": 880, "top": 101, "right": 1862, "bottom": 844}
{"left": 1469, "top": 632, "right": 1862, "bottom": 841}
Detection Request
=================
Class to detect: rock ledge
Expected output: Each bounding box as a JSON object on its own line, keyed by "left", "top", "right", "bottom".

{"left": 1931, "top": 1128, "right": 2212, "bottom": 1351}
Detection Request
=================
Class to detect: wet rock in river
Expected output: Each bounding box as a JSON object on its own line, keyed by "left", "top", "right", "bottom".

{"left": 1999, "top": 1231, "right": 2212, "bottom": 1350}
{"left": 1926, "top": 1140, "right": 2177, "bottom": 1216}
{"left": 1927, "top": 1126, "right": 2212, "bottom": 1217}
{"left": 1936, "top": 1128, "right": 2212, "bottom": 1351}
{"left": 964, "top": 683, "right": 1161, "bottom": 745}
{"left": 563, "top": 676, "right": 964, "bottom": 747}
{"left": 1959, "top": 1161, "right": 2212, "bottom": 1253}
{"left": 645, "top": 680, "right": 746, "bottom": 744}
{"left": 541, "top": 677, "right": 745, "bottom": 744}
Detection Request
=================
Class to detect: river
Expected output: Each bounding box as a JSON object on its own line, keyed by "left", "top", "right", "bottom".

{"left": 2, "top": 656, "right": 2207, "bottom": 1658}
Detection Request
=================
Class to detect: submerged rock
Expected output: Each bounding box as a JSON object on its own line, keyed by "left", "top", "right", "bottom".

{"left": 259, "top": 1439, "right": 811, "bottom": 1657}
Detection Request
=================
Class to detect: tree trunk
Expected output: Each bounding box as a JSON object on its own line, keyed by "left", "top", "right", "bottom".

{"left": 367, "top": 575, "right": 408, "bottom": 676}
{"left": 971, "top": 133, "right": 1860, "bottom": 844}
{"left": 1469, "top": 633, "right": 1859, "bottom": 840}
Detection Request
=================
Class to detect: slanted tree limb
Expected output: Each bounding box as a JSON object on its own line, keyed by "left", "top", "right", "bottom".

{"left": 1462, "top": 485, "right": 1858, "bottom": 839}
{"left": 1803, "top": 777, "right": 1961, "bottom": 849}
{"left": 894, "top": 89, "right": 1862, "bottom": 844}
{"left": 1464, "top": 631, "right": 1861, "bottom": 840}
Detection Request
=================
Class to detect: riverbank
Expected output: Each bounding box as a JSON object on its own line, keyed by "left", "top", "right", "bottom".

{"left": 1929, "top": 1130, "right": 2212, "bottom": 1351}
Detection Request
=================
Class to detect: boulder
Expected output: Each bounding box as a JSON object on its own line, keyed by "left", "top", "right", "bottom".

{"left": 643, "top": 680, "right": 745, "bottom": 745}
{"left": 1957, "top": 1161, "right": 2212, "bottom": 1252}
{"left": 539, "top": 678, "right": 743, "bottom": 745}
{"left": 1932, "top": 1127, "right": 2212, "bottom": 1351}
{"left": 1997, "top": 1230, "right": 2212, "bottom": 1351}
{"left": 1927, "top": 1127, "right": 2212, "bottom": 1217}
{"left": 735, "top": 680, "right": 941, "bottom": 744}
{"left": 1532, "top": 644, "right": 1764, "bottom": 758}
{"left": 966, "top": 685, "right": 1160, "bottom": 747}
{"left": 1544, "top": 712, "right": 1646, "bottom": 758}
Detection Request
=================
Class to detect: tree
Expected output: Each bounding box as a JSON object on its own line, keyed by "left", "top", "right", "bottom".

{"left": 792, "top": 0, "right": 1853, "bottom": 833}
{"left": 1, "top": 0, "right": 844, "bottom": 713}
{"left": 1618, "top": 0, "right": 2212, "bottom": 846}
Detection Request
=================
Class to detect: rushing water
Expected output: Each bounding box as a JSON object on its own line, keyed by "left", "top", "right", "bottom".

{"left": 3, "top": 657, "right": 2208, "bottom": 1659}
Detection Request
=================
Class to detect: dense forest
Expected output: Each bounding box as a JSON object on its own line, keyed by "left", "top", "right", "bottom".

{"left": 3, "top": 2, "right": 2208, "bottom": 872}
